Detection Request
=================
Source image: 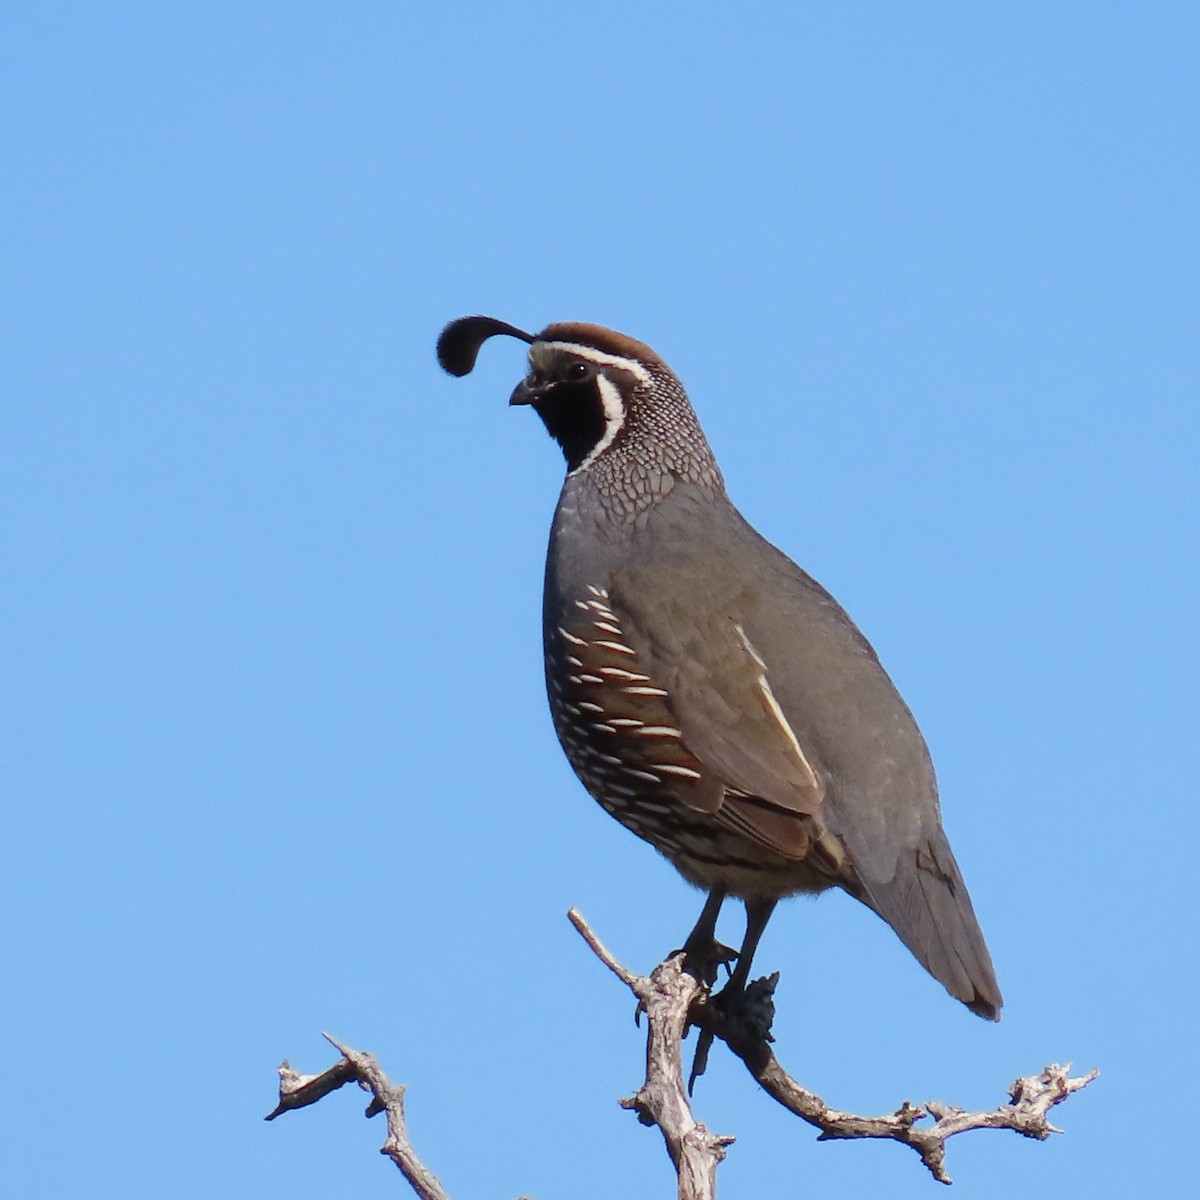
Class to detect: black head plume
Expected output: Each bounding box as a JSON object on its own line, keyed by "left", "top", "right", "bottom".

{"left": 437, "top": 316, "right": 536, "bottom": 377}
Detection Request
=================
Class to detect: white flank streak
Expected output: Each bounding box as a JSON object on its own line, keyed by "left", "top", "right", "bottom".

{"left": 652, "top": 764, "right": 703, "bottom": 780}
{"left": 635, "top": 725, "right": 682, "bottom": 739}
{"left": 594, "top": 640, "right": 637, "bottom": 656}
{"left": 622, "top": 767, "right": 662, "bottom": 783}
{"left": 571, "top": 375, "right": 626, "bottom": 475}
{"left": 558, "top": 627, "right": 587, "bottom": 646}
{"left": 624, "top": 685, "right": 669, "bottom": 697}
{"left": 598, "top": 666, "right": 649, "bottom": 680}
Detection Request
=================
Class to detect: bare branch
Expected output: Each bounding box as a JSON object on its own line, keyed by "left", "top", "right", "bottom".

{"left": 266, "top": 1033, "right": 453, "bottom": 1200}
{"left": 619, "top": 957, "right": 735, "bottom": 1199}
{"left": 569, "top": 908, "right": 1098, "bottom": 1186}
{"left": 266, "top": 1050, "right": 359, "bottom": 1117}
{"left": 567, "top": 907, "right": 642, "bottom": 990}
{"left": 267, "top": 916, "right": 1096, "bottom": 1196}
{"left": 569, "top": 909, "right": 735, "bottom": 1199}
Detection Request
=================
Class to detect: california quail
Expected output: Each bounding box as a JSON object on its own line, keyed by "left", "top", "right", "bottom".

{"left": 437, "top": 315, "right": 1002, "bottom": 1021}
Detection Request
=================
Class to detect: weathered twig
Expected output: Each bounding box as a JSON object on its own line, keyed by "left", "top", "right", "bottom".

{"left": 570, "top": 909, "right": 734, "bottom": 1199}
{"left": 266, "top": 1032, "right": 452, "bottom": 1200}
{"left": 569, "top": 907, "right": 1098, "bottom": 1186}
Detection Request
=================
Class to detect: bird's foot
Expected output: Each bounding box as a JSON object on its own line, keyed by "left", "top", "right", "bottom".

{"left": 678, "top": 934, "right": 738, "bottom": 990}
{"left": 686, "top": 971, "right": 780, "bottom": 1093}
{"left": 723, "top": 970, "right": 779, "bottom": 1043}
{"left": 686, "top": 978, "right": 741, "bottom": 1093}
{"left": 632, "top": 938, "right": 735, "bottom": 1028}
{"left": 688, "top": 1027, "right": 716, "bottom": 1093}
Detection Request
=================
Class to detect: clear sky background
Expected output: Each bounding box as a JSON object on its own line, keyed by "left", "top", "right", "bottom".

{"left": 3, "top": 4, "right": 1196, "bottom": 1197}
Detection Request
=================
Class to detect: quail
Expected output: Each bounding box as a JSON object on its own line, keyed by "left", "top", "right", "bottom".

{"left": 436, "top": 315, "right": 1002, "bottom": 1022}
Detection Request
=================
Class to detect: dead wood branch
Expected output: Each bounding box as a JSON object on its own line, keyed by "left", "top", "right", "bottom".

{"left": 266, "top": 1033, "right": 452, "bottom": 1200}
{"left": 568, "top": 907, "right": 1098, "bottom": 1186}
{"left": 266, "top": 919, "right": 1096, "bottom": 1197}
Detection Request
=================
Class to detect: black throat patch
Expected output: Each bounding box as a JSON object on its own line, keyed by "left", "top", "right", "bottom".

{"left": 532, "top": 379, "right": 615, "bottom": 472}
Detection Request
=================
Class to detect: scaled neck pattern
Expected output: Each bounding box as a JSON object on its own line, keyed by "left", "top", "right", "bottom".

{"left": 563, "top": 363, "right": 726, "bottom": 533}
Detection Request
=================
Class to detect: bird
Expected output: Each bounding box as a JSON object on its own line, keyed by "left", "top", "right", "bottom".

{"left": 436, "top": 314, "right": 1002, "bottom": 1024}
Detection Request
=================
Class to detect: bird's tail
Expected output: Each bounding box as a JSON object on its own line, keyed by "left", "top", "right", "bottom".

{"left": 855, "top": 831, "right": 1003, "bottom": 1020}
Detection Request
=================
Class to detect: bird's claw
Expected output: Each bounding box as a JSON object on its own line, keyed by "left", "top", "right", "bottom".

{"left": 688, "top": 1027, "right": 715, "bottom": 1093}
{"left": 679, "top": 937, "right": 738, "bottom": 990}
{"left": 686, "top": 976, "right": 738, "bottom": 1093}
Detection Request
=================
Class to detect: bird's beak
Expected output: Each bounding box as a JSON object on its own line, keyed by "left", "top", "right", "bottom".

{"left": 509, "top": 378, "right": 544, "bottom": 407}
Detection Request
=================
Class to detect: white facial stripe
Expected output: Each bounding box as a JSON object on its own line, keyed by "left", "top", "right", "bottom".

{"left": 570, "top": 374, "right": 626, "bottom": 475}
{"left": 537, "top": 341, "right": 653, "bottom": 386}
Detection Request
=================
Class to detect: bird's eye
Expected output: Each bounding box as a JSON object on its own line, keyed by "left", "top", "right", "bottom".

{"left": 566, "top": 361, "right": 591, "bottom": 382}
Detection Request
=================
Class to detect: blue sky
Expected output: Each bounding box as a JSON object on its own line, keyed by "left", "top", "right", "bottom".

{"left": 3, "top": 3, "right": 1196, "bottom": 1197}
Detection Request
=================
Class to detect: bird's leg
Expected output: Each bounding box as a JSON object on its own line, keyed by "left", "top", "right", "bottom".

{"left": 688, "top": 897, "right": 778, "bottom": 1092}
{"left": 679, "top": 886, "right": 734, "bottom": 987}
{"left": 721, "top": 896, "right": 777, "bottom": 997}
{"left": 634, "top": 889, "right": 731, "bottom": 1032}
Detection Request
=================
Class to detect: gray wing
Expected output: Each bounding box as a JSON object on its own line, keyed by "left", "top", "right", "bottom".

{"left": 610, "top": 580, "right": 825, "bottom": 812}
{"left": 609, "top": 536, "right": 1002, "bottom": 1018}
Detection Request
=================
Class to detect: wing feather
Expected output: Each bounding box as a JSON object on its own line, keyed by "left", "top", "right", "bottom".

{"left": 609, "top": 579, "right": 826, "bottom": 818}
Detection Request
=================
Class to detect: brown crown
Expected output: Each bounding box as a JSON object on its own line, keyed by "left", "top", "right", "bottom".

{"left": 537, "top": 322, "right": 666, "bottom": 370}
